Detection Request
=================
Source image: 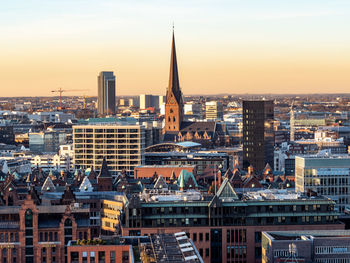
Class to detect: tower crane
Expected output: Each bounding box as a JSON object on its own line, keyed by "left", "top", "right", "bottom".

{"left": 51, "top": 88, "right": 88, "bottom": 109}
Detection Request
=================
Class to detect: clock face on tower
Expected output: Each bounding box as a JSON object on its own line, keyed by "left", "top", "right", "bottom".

{"left": 170, "top": 98, "right": 175, "bottom": 104}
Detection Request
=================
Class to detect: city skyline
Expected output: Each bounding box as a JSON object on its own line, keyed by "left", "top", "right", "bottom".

{"left": 1, "top": 0, "right": 350, "bottom": 97}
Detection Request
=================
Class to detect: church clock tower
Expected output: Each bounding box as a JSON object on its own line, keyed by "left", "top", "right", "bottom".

{"left": 165, "top": 30, "right": 184, "bottom": 132}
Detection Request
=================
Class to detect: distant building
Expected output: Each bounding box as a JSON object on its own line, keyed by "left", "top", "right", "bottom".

{"left": 262, "top": 230, "right": 350, "bottom": 263}
{"left": 73, "top": 124, "right": 145, "bottom": 175}
{"left": 31, "top": 154, "right": 73, "bottom": 172}
{"left": 139, "top": 94, "right": 165, "bottom": 110}
{"left": 184, "top": 102, "right": 202, "bottom": 119}
{"left": 0, "top": 125, "right": 15, "bottom": 145}
{"left": 295, "top": 155, "right": 350, "bottom": 213}
{"left": 205, "top": 101, "right": 223, "bottom": 121}
{"left": 243, "top": 100, "right": 274, "bottom": 172}
{"left": 29, "top": 111, "right": 75, "bottom": 123}
{"left": 98, "top": 71, "right": 116, "bottom": 116}
{"left": 29, "top": 130, "right": 69, "bottom": 153}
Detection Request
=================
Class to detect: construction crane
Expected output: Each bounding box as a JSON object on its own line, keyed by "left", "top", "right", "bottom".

{"left": 51, "top": 88, "right": 88, "bottom": 109}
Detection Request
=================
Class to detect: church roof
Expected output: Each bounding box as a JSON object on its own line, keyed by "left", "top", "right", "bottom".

{"left": 180, "top": 121, "right": 216, "bottom": 133}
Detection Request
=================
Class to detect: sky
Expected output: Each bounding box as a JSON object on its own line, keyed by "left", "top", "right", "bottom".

{"left": 1, "top": 0, "right": 350, "bottom": 97}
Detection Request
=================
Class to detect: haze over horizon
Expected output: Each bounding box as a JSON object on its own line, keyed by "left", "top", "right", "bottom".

{"left": 1, "top": 0, "right": 350, "bottom": 97}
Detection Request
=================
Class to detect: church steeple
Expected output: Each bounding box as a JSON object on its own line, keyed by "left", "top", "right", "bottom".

{"left": 165, "top": 28, "right": 184, "bottom": 132}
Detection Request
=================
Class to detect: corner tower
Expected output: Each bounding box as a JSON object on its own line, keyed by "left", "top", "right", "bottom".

{"left": 165, "top": 30, "right": 184, "bottom": 132}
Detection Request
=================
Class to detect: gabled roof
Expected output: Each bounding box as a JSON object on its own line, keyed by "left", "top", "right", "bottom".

{"left": 263, "top": 163, "right": 272, "bottom": 174}
{"left": 79, "top": 176, "right": 93, "bottom": 192}
{"left": 41, "top": 176, "right": 56, "bottom": 192}
{"left": 231, "top": 170, "right": 242, "bottom": 182}
{"left": 98, "top": 157, "right": 112, "bottom": 178}
{"left": 177, "top": 170, "right": 198, "bottom": 188}
{"left": 216, "top": 178, "right": 238, "bottom": 200}
{"left": 154, "top": 175, "right": 168, "bottom": 190}
{"left": 223, "top": 169, "right": 233, "bottom": 179}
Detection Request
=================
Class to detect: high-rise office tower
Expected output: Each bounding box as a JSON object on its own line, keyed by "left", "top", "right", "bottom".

{"left": 243, "top": 100, "right": 274, "bottom": 172}
{"left": 97, "top": 71, "right": 116, "bottom": 116}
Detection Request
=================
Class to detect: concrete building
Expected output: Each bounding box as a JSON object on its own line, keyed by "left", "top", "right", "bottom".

{"left": 31, "top": 154, "right": 73, "bottom": 172}
{"left": 262, "top": 230, "right": 350, "bottom": 263}
{"left": 243, "top": 100, "right": 275, "bottom": 172}
{"left": 295, "top": 155, "right": 350, "bottom": 213}
{"left": 73, "top": 124, "right": 145, "bottom": 175}
{"left": 98, "top": 71, "right": 116, "bottom": 116}
{"left": 205, "top": 101, "right": 223, "bottom": 121}
{"left": 123, "top": 186, "right": 342, "bottom": 263}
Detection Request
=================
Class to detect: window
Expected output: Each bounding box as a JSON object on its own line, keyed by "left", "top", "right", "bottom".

{"left": 206, "top": 233, "right": 209, "bottom": 241}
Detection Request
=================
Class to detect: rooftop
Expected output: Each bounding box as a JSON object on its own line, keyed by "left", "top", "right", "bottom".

{"left": 264, "top": 230, "right": 350, "bottom": 241}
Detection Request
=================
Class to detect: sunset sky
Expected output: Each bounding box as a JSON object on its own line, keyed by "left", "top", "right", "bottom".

{"left": 1, "top": 0, "right": 350, "bottom": 97}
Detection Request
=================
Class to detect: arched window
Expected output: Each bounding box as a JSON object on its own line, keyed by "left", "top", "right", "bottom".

{"left": 173, "top": 117, "right": 175, "bottom": 122}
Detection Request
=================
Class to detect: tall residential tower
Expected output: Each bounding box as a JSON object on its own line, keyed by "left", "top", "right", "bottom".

{"left": 98, "top": 71, "right": 116, "bottom": 116}
{"left": 243, "top": 100, "right": 274, "bottom": 172}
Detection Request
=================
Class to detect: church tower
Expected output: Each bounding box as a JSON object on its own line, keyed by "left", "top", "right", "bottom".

{"left": 165, "top": 29, "right": 184, "bottom": 132}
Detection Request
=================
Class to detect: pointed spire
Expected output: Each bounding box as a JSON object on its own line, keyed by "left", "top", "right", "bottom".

{"left": 166, "top": 28, "right": 183, "bottom": 105}
{"left": 98, "top": 157, "right": 111, "bottom": 178}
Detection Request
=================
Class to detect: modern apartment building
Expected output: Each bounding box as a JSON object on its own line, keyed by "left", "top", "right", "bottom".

{"left": 73, "top": 124, "right": 145, "bottom": 175}
{"left": 98, "top": 71, "right": 116, "bottom": 116}
{"left": 295, "top": 155, "right": 350, "bottom": 213}
{"left": 205, "top": 101, "right": 223, "bottom": 121}
{"left": 243, "top": 100, "right": 274, "bottom": 172}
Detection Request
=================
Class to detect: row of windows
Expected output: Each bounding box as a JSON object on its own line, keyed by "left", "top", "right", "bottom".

{"left": 39, "top": 232, "right": 58, "bottom": 242}
{"left": 226, "top": 229, "right": 247, "bottom": 243}
{"left": 227, "top": 245, "right": 247, "bottom": 259}
{"left": 274, "top": 249, "right": 298, "bottom": 257}
{"left": 74, "top": 128, "right": 140, "bottom": 133}
{"left": 315, "top": 246, "right": 350, "bottom": 254}
{"left": 315, "top": 259, "right": 350, "bottom": 263}
{"left": 0, "top": 232, "right": 19, "bottom": 243}
{"left": 192, "top": 232, "right": 210, "bottom": 242}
